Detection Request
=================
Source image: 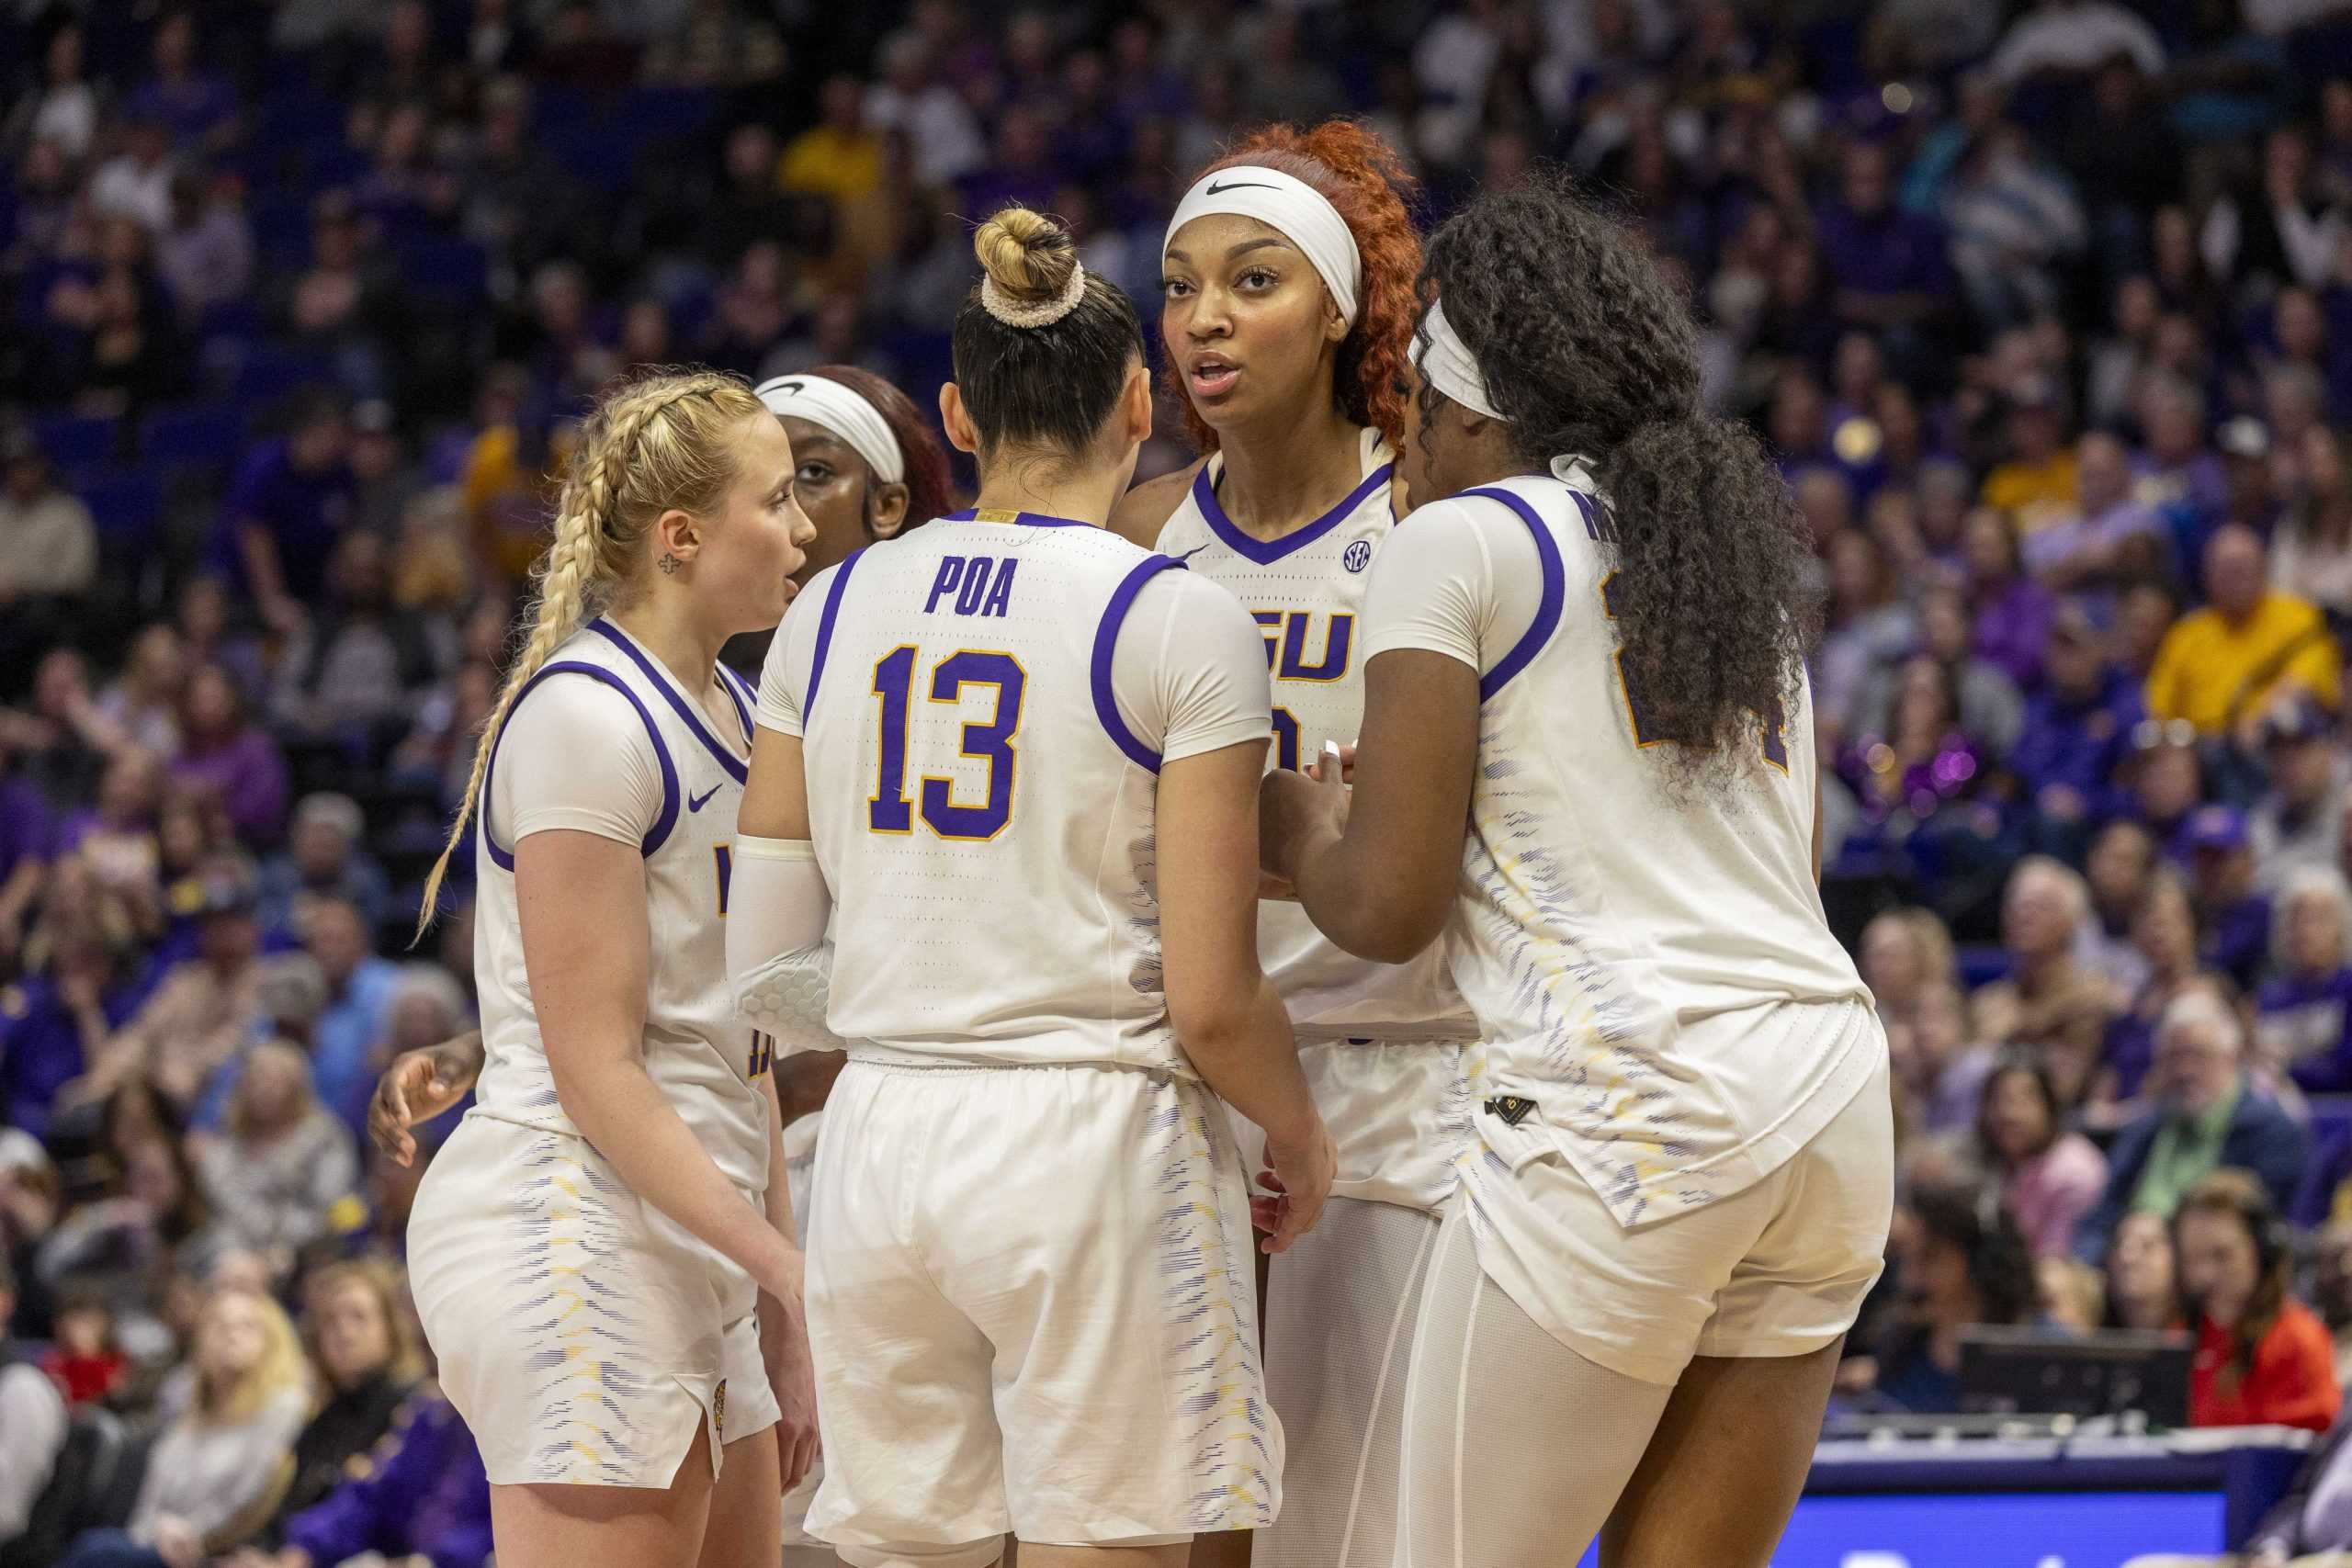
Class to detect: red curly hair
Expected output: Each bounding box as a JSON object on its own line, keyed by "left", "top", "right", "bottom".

{"left": 1165, "top": 120, "right": 1422, "bottom": 456}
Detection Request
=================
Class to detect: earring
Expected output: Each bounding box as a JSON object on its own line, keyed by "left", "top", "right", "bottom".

{"left": 658, "top": 552, "right": 681, "bottom": 575}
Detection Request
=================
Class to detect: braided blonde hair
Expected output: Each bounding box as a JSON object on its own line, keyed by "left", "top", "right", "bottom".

{"left": 415, "top": 367, "right": 768, "bottom": 938}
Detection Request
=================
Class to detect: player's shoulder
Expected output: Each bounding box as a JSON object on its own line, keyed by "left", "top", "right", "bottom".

{"left": 1110, "top": 458, "right": 1207, "bottom": 548}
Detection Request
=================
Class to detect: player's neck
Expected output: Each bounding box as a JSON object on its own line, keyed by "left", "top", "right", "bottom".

{"left": 969, "top": 465, "right": 1128, "bottom": 528}
{"left": 606, "top": 597, "right": 730, "bottom": 699}
{"left": 1212, "top": 402, "right": 1363, "bottom": 542}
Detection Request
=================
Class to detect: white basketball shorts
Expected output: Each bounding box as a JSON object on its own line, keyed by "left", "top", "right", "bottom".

{"left": 408, "top": 1111, "right": 781, "bottom": 1487}
{"left": 804, "top": 1057, "right": 1279, "bottom": 1550}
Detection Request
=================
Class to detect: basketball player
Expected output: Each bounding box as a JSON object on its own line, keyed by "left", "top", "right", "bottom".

{"left": 727, "top": 206, "right": 1336, "bottom": 1568}
{"left": 1110, "top": 123, "right": 1476, "bottom": 1568}
{"left": 403, "top": 369, "right": 820, "bottom": 1568}
{"left": 368, "top": 363, "right": 957, "bottom": 1164}
{"left": 1259, "top": 178, "right": 1894, "bottom": 1566}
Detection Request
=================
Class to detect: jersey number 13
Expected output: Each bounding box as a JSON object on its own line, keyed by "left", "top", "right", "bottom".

{"left": 867, "top": 646, "right": 1026, "bottom": 840}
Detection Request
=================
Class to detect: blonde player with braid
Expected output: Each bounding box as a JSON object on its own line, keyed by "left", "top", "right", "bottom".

{"left": 405, "top": 368, "right": 822, "bottom": 1568}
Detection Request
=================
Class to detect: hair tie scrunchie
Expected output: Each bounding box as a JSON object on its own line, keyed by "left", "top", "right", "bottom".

{"left": 981, "top": 261, "right": 1089, "bottom": 329}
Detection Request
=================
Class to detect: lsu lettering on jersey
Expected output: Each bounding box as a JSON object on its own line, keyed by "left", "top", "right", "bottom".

{"left": 1362, "top": 472, "right": 1883, "bottom": 1228}
{"left": 759, "top": 509, "right": 1272, "bottom": 1071}
{"left": 467, "top": 615, "right": 773, "bottom": 1198}
{"left": 1156, "top": 426, "right": 1472, "bottom": 1043}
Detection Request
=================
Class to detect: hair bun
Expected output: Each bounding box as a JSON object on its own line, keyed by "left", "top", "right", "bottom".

{"left": 973, "top": 206, "right": 1077, "bottom": 305}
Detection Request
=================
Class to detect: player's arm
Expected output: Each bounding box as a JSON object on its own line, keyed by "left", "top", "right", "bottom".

{"left": 501, "top": 680, "right": 801, "bottom": 1303}
{"left": 520, "top": 830, "right": 796, "bottom": 1301}
{"left": 1132, "top": 571, "right": 1332, "bottom": 1249}
{"left": 1261, "top": 502, "right": 1487, "bottom": 962}
{"left": 756, "top": 1071, "right": 819, "bottom": 1486}
{"left": 729, "top": 584, "right": 856, "bottom": 1069}
{"left": 1159, "top": 739, "right": 1331, "bottom": 1252}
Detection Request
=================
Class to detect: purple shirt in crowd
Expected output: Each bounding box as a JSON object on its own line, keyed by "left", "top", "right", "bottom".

{"left": 172, "top": 727, "right": 290, "bottom": 849}
{"left": 1973, "top": 574, "right": 2055, "bottom": 690}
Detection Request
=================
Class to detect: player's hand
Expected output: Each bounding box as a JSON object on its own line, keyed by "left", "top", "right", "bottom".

{"left": 760, "top": 1252, "right": 821, "bottom": 1489}
{"left": 1254, "top": 1118, "right": 1337, "bottom": 1255}
{"left": 1259, "top": 751, "right": 1350, "bottom": 887}
{"left": 368, "top": 1032, "right": 483, "bottom": 1167}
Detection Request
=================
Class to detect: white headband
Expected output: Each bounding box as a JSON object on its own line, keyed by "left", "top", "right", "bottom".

{"left": 1164, "top": 165, "right": 1361, "bottom": 324}
{"left": 754, "top": 373, "right": 905, "bottom": 486}
{"left": 1414, "top": 299, "right": 1502, "bottom": 422}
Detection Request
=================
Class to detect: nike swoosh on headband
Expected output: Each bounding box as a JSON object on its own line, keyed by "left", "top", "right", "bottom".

{"left": 1204, "top": 179, "right": 1278, "bottom": 195}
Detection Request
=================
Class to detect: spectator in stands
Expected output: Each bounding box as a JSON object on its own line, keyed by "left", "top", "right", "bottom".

{"left": 170, "top": 666, "right": 289, "bottom": 851}
{"left": 1813, "top": 529, "right": 1914, "bottom": 742}
{"left": 67, "top": 863, "right": 259, "bottom": 1112}
{"left": 2317, "top": 1221, "right": 2352, "bottom": 1389}
{"left": 300, "top": 897, "right": 396, "bottom": 1135}
{"left": 2078, "top": 990, "right": 2310, "bottom": 1261}
{"left": 1868, "top": 1181, "right": 2040, "bottom": 1413}
{"left": 1983, "top": 378, "right": 2081, "bottom": 538}
{"left": 2026, "top": 431, "right": 2164, "bottom": 590}
{"left": 0, "top": 1254, "right": 67, "bottom": 1557}
{"left": 2183, "top": 806, "right": 2276, "bottom": 991}
{"left": 0, "top": 428, "right": 97, "bottom": 634}
{"left": 1963, "top": 505, "right": 2054, "bottom": 690}
{"left": 255, "top": 795, "right": 389, "bottom": 937}
{"left": 2086, "top": 818, "right": 2160, "bottom": 993}
{"left": 127, "top": 11, "right": 237, "bottom": 153}
{"left": 2012, "top": 599, "right": 2143, "bottom": 853}
{"left": 92, "top": 626, "right": 185, "bottom": 764}
{"left": 2256, "top": 866, "right": 2352, "bottom": 1094}
{"left": 2103, "top": 1210, "right": 2185, "bottom": 1332}
{"left": 1972, "top": 857, "right": 2117, "bottom": 1084}
{"left": 156, "top": 168, "right": 254, "bottom": 327}
{"left": 2128, "top": 718, "right": 2206, "bottom": 852}
{"left": 2254, "top": 696, "right": 2347, "bottom": 890}
{"left": 196, "top": 1042, "right": 357, "bottom": 1261}
{"left": 1813, "top": 138, "right": 1950, "bottom": 347}
{"left": 232, "top": 1388, "right": 492, "bottom": 1568}
{"left": 40, "top": 1287, "right": 126, "bottom": 1406}
{"left": 2148, "top": 524, "right": 2342, "bottom": 740}
{"left": 269, "top": 534, "right": 438, "bottom": 755}
{"left": 270, "top": 1259, "right": 420, "bottom": 1532}
{"left": 1860, "top": 906, "right": 1958, "bottom": 1031}
{"left": 1898, "top": 977, "right": 1995, "bottom": 1137}
{"left": 58, "top": 1287, "right": 310, "bottom": 1567}
{"left": 2177, "top": 1169, "right": 2341, "bottom": 1433}
{"left": 211, "top": 395, "right": 356, "bottom": 637}
{"left": 1981, "top": 1055, "right": 2109, "bottom": 1259}
{"left": 2277, "top": 424, "right": 2352, "bottom": 622}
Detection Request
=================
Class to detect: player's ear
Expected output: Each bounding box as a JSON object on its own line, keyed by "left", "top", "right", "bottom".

{"left": 1118, "top": 361, "right": 1153, "bottom": 447}
{"left": 653, "top": 506, "right": 700, "bottom": 565}
{"left": 867, "top": 480, "right": 912, "bottom": 539}
{"left": 939, "top": 383, "right": 979, "bottom": 456}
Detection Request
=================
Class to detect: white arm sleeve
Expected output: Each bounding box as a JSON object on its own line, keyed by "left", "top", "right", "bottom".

{"left": 491, "top": 675, "right": 666, "bottom": 850}
{"left": 1109, "top": 568, "right": 1274, "bottom": 762}
{"left": 1360, "top": 495, "right": 1546, "bottom": 676}
{"left": 727, "top": 834, "right": 851, "bottom": 1059}
{"left": 754, "top": 566, "right": 833, "bottom": 738}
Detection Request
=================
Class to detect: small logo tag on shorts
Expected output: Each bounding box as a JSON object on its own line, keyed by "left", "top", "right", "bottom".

{"left": 713, "top": 1379, "right": 727, "bottom": 1442}
{"left": 1485, "top": 1095, "right": 1538, "bottom": 1127}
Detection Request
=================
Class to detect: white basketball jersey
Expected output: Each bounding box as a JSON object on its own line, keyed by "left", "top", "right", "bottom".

{"left": 782, "top": 511, "right": 1268, "bottom": 1072}
{"left": 1155, "top": 427, "right": 1473, "bottom": 1042}
{"left": 469, "top": 617, "right": 772, "bottom": 1196}
{"left": 1366, "top": 473, "right": 1881, "bottom": 1227}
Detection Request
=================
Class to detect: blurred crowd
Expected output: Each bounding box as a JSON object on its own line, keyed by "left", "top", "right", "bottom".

{"left": 25, "top": 0, "right": 2352, "bottom": 1561}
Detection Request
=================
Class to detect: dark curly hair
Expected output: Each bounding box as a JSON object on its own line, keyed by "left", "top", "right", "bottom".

{"left": 802, "top": 364, "right": 959, "bottom": 528}
{"left": 1168, "top": 120, "right": 1421, "bottom": 456}
{"left": 1420, "top": 174, "right": 1815, "bottom": 789}
{"left": 1908, "top": 1180, "right": 2039, "bottom": 1329}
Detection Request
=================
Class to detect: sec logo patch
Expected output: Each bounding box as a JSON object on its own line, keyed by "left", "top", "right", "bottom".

{"left": 1342, "top": 540, "right": 1373, "bottom": 573}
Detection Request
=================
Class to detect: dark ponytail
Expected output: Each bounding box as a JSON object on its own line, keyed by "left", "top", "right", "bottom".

{"left": 1423, "top": 175, "right": 1815, "bottom": 787}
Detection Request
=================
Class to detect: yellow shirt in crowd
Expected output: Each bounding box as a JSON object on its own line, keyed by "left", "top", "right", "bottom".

{"left": 2145, "top": 590, "right": 2343, "bottom": 735}
{"left": 777, "top": 127, "right": 881, "bottom": 205}
{"left": 1982, "top": 452, "right": 2079, "bottom": 536}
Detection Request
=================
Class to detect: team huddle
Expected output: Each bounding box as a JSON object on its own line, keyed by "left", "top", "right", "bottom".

{"left": 374, "top": 118, "right": 1894, "bottom": 1568}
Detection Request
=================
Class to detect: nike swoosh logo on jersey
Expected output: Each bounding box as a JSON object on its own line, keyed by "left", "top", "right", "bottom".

{"left": 1204, "top": 179, "right": 1278, "bottom": 195}
{"left": 689, "top": 784, "right": 722, "bottom": 812}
